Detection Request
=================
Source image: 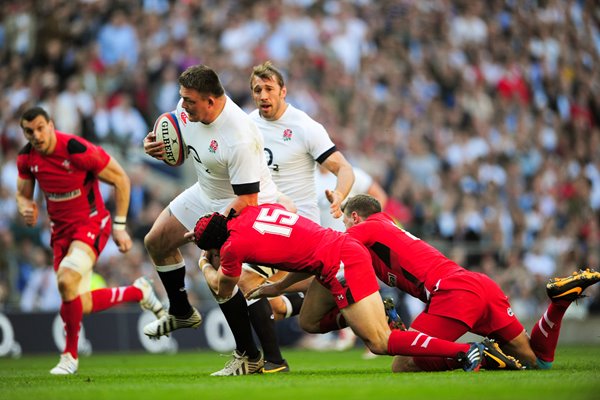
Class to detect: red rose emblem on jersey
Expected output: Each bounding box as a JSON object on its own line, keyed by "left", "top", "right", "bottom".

{"left": 209, "top": 139, "right": 219, "bottom": 153}
{"left": 180, "top": 111, "right": 188, "bottom": 126}
{"left": 283, "top": 129, "right": 293, "bottom": 141}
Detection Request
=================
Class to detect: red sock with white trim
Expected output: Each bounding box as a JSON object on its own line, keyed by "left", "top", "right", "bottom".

{"left": 90, "top": 286, "right": 143, "bottom": 313}
{"left": 387, "top": 329, "right": 470, "bottom": 357}
{"left": 530, "top": 301, "right": 569, "bottom": 362}
{"left": 60, "top": 296, "right": 83, "bottom": 359}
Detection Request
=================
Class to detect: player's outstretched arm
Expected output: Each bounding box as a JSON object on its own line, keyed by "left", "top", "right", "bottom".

{"left": 246, "top": 272, "right": 313, "bottom": 300}
{"left": 98, "top": 157, "right": 132, "bottom": 253}
{"left": 321, "top": 151, "right": 355, "bottom": 218}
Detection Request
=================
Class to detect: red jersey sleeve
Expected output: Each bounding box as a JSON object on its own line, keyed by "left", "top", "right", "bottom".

{"left": 67, "top": 137, "right": 111, "bottom": 174}
{"left": 16, "top": 145, "right": 34, "bottom": 180}
{"left": 219, "top": 240, "right": 244, "bottom": 278}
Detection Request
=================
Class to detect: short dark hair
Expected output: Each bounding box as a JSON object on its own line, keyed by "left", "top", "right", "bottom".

{"left": 250, "top": 61, "right": 286, "bottom": 89}
{"left": 342, "top": 194, "right": 382, "bottom": 219}
{"left": 20, "top": 107, "right": 50, "bottom": 128}
{"left": 178, "top": 65, "right": 225, "bottom": 97}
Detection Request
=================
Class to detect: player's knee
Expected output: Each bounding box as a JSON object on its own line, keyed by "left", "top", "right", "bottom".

{"left": 143, "top": 231, "right": 160, "bottom": 255}
{"left": 298, "top": 314, "right": 320, "bottom": 334}
{"left": 391, "top": 356, "right": 419, "bottom": 373}
{"left": 56, "top": 270, "right": 80, "bottom": 300}
{"left": 268, "top": 297, "right": 287, "bottom": 321}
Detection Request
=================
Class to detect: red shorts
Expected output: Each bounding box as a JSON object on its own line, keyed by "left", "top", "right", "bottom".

{"left": 318, "top": 238, "right": 380, "bottom": 309}
{"left": 415, "top": 271, "right": 524, "bottom": 340}
{"left": 51, "top": 213, "right": 111, "bottom": 271}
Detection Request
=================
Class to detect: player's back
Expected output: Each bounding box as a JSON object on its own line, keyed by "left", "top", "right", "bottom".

{"left": 347, "top": 212, "right": 464, "bottom": 298}
{"left": 222, "top": 204, "right": 346, "bottom": 276}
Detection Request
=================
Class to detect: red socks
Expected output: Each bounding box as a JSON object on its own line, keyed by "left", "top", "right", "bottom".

{"left": 530, "top": 301, "right": 569, "bottom": 362}
{"left": 60, "top": 296, "right": 83, "bottom": 359}
{"left": 387, "top": 329, "right": 470, "bottom": 357}
{"left": 91, "top": 286, "right": 143, "bottom": 312}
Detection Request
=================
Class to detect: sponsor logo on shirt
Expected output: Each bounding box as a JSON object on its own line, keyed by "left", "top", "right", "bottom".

{"left": 46, "top": 189, "right": 82, "bottom": 202}
{"left": 180, "top": 111, "right": 188, "bottom": 126}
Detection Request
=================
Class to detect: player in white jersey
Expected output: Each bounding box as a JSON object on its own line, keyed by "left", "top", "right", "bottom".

{"left": 228, "top": 61, "right": 355, "bottom": 373}
{"left": 142, "top": 65, "right": 280, "bottom": 375}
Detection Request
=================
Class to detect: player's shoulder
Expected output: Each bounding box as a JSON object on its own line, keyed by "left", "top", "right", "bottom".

{"left": 248, "top": 108, "right": 261, "bottom": 121}
{"left": 54, "top": 131, "right": 93, "bottom": 155}
{"left": 18, "top": 142, "right": 33, "bottom": 156}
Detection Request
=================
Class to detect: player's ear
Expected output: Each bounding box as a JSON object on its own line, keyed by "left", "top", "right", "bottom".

{"left": 281, "top": 86, "right": 287, "bottom": 98}
{"left": 352, "top": 211, "right": 362, "bottom": 224}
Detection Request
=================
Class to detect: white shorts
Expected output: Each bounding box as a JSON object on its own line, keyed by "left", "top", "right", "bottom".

{"left": 169, "top": 182, "right": 233, "bottom": 231}
{"left": 242, "top": 263, "right": 278, "bottom": 279}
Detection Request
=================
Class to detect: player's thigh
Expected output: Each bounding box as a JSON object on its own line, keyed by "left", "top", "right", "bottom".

{"left": 341, "top": 291, "right": 390, "bottom": 354}
{"left": 238, "top": 268, "right": 268, "bottom": 295}
{"left": 144, "top": 206, "right": 190, "bottom": 255}
{"left": 298, "top": 279, "right": 336, "bottom": 330}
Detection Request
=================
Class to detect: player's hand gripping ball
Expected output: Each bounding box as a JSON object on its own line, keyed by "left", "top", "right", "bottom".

{"left": 152, "top": 112, "right": 187, "bottom": 166}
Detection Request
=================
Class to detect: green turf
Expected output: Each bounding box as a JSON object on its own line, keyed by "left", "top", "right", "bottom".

{"left": 1, "top": 346, "right": 598, "bottom": 400}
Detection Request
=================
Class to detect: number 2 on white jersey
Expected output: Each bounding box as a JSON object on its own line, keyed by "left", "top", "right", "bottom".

{"left": 253, "top": 208, "right": 299, "bottom": 237}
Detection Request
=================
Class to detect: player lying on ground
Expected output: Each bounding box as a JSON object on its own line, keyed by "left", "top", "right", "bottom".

{"left": 340, "top": 194, "right": 600, "bottom": 371}
{"left": 189, "top": 204, "right": 522, "bottom": 373}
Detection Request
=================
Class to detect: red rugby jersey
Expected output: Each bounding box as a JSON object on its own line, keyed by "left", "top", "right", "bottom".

{"left": 220, "top": 204, "right": 350, "bottom": 278}
{"left": 17, "top": 131, "right": 111, "bottom": 233}
{"left": 347, "top": 212, "right": 465, "bottom": 301}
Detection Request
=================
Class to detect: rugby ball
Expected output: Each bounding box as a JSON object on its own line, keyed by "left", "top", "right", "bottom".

{"left": 152, "top": 112, "right": 187, "bottom": 166}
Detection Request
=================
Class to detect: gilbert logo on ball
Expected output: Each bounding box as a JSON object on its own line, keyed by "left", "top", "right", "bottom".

{"left": 153, "top": 112, "right": 187, "bottom": 166}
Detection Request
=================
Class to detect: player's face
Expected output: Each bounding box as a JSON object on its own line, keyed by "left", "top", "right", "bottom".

{"left": 251, "top": 76, "right": 287, "bottom": 121}
{"left": 343, "top": 212, "right": 355, "bottom": 230}
{"left": 21, "top": 116, "right": 56, "bottom": 155}
{"left": 180, "top": 87, "right": 213, "bottom": 124}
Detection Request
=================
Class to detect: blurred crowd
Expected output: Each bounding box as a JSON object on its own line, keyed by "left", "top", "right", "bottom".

{"left": 1, "top": 0, "right": 599, "bottom": 323}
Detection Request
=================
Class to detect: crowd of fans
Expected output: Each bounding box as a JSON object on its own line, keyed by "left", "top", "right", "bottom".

{"left": 1, "top": 0, "right": 599, "bottom": 323}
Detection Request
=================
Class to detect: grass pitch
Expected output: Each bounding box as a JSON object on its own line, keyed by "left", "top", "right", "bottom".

{"left": 1, "top": 346, "right": 599, "bottom": 400}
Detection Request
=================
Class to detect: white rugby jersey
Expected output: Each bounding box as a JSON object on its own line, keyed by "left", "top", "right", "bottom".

{"left": 249, "top": 104, "right": 336, "bottom": 222}
{"left": 316, "top": 166, "right": 373, "bottom": 231}
{"left": 175, "top": 97, "right": 278, "bottom": 203}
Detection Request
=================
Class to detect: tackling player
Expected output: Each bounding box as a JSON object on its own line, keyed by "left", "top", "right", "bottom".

{"left": 189, "top": 205, "right": 520, "bottom": 373}
{"left": 341, "top": 194, "right": 600, "bottom": 371}
{"left": 16, "top": 107, "right": 165, "bottom": 375}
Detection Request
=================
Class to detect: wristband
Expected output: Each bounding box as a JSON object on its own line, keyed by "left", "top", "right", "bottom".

{"left": 113, "top": 216, "right": 127, "bottom": 231}
{"left": 200, "top": 256, "right": 211, "bottom": 273}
